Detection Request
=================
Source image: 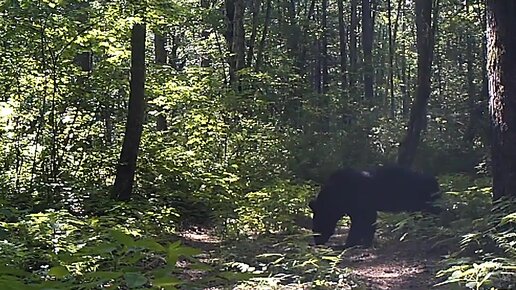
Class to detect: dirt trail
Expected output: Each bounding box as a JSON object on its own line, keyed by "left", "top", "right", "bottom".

{"left": 331, "top": 229, "right": 442, "bottom": 290}
{"left": 178, "top": 228, "right": 443, "bottom": 290}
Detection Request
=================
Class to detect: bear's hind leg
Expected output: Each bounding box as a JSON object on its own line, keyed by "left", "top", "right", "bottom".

{"left": 345, "top": 211, "right": 377, "bottom": 248}
{"left": 359, "top": 211, "right": 378, "bottom": 247}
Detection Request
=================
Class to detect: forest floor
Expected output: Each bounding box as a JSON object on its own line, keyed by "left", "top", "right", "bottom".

{"left": 330, "top": 229, "right": 442, "bottom": 290}
{"left": 177, "top": 224, "right": 447, "bottom": 290}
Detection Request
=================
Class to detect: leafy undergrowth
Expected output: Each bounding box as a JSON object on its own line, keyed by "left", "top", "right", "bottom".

{"left": 375, "top": 174, "right": 516, "bottom": 290}
{"left": 214, "top": 231, "right": 362, "bottom": 290}
{"left": 0, "top": 174, "right": 514, "bottom": 289}
{"left": 0, "top": 205, "right": 212, "bottom": 289}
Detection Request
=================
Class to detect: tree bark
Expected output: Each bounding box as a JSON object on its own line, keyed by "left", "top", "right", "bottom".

{"left": 154, "top": 32, "right": 167, "bottom": 131}
{"left": 255, "top": 0, "right": 272, "bottom": 72}
{"left": 486, "top": 0, "right": 516, "bottom": 200}
{"left": 230, "top": 0, "right": 245, "bottom": 89}
{"left": 321, "top": 0, "right": 329, "bottom": 94}
{"left": 113, "top": 23, "right": 146, "bottom": 201}
{"left": 201, "top": 0, "right": 212, "bottom": 67}
{"left": 313, "top": 33, "right": 322, "bottom": 94}
{"left": 246, "top": 0, "right": 261, "bottom": 67}
{"left": 362, "top": 0, "right": 374, "bottom": 99}
{"left": 463, "top": 27, "right": 477, "bottom": 144}
{"left": 397, "top": 0, "right": 436, "bottom": 167}
{"left": 225, "top": 0, "right": 236, "bottom": 86}
{"left": 337, "top": 0, "right": 348, "bottom": 97}
{"left": 388, "top": 0, "right": 395, "bottom": 117}
{"left": 349, "top": 0, "right": 358, "bottom": 89}
{"left": 400, "top": 6, "right": 409, "bottom": 117}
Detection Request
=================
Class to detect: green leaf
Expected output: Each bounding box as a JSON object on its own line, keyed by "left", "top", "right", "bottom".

{"left": 134, "top": 239, "right": 165, "bottom": 252}
{"left": 84, "top": 271, "right": 124, "bottom": 280}
{"left": 166, "top": 243, "right": 201, "bottom": 265}
{"left": 88, "top": 242, "right": 118, "bottom": 254}
{"left": 48, "top": 266, "right": 69, "bottom": 278}
{"left": 218, "top": 271, "right": 254, "bottom": 282}
{"left": 0, "top": 280, "right": 34, "bottom": 290}
{"left": 152, "top": 276, "right": 181, "bottom": 287}
{"left": 124, "top": 272, "right": 147, "bottom": 288}
{"left": 110, "top": 230, "right": 135, "bottom": 246}
{"left": 0, "top": 265, "right": 30, "bottom": 277}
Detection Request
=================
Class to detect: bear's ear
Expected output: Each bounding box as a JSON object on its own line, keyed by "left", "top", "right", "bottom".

{"left": 309, "top": 200, "right": 317, "bottom": 211}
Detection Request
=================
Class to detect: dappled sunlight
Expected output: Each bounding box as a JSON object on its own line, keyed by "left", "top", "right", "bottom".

{"left": 324, "top": 226, "right": 441, "bottom": 289}
{"left": 179, "top": 228, "right": 221, "bottom": 245}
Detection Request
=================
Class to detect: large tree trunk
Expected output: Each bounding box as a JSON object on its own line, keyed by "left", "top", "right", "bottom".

{"left": 486, "top": 1, "right": 516, "bottom": 200}
{"left": 362, "top": 0, "right": 374, "bottom": 100}
{"left": 397, "top": 0, "right": 436, "bottom": 167}
{"left": 113, "top": 24, "right": 146, "bottom": 201}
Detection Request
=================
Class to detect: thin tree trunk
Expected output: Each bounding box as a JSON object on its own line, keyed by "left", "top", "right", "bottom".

{"left": 296, "top": 0, "right": 316, "bottom": 76}
{"left": 225, "top": 0, "right": 237, "bottom": 86}
{"left": 232, "top": 0, "right": 246, "bottom": 89}
{"left": 401, "top": 6, "right": 409, "bottom": 117}
{"left": 362, "top": 0, "right": 374, "bottom": 100}
{"left": 255, "top": 0, "right": 272, "bottom": 71}
{"left": 246, "top": 0, "right": 261, "bottom": 67}
{"left": 154, "top": 33, "right": 167, "bottom": 131}
{"left": 113, "top": 24, "right": 146, "bottom": 201}
{"left": 392, "top": 0, "right": 403, "bottom": 49}
{"left": 468, "top": 2, "right": 489, "bottom": 146}
{"left": 201, "top": 0, "right": 212, "bottom": 67}
{"left": 397, "top": 0, "right": 436, "bottom": 167}
{"left": 321, "top": 0, "right": 329, "bottom": 93}
{"left": 479, "top": 4, "right": 489, "bottom": 144}
{"left": 337, "top": 0, "right": 348, "bottom": 97}
{"left": 486, "top": 0, "right": 516, "bottom": 200}
{"left": 349, "top": 0, "right": 358, "bottom": 89}
{"left": 463, "top": 27, "right": 477, "bottom": 144}
{"left": 314, "top": 36, "right": 322, "bottom": 94}
{"left": 320, "top": 0, "right": 330, "bottom": 132}
{"left": 388, "top": 0, "right": 395, "bottom": 117}
{"left": 285, "top": 0, "right": 303, "bottom": 71}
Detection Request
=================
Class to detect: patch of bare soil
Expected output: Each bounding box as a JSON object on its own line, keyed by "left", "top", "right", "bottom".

{"left": 177, "top": 226, "right": 444, "bottom": 290}
{"left": 330, "top": 228, "right": 442, "bottom": 290}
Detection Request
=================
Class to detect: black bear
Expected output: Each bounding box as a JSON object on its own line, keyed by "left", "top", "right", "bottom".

{"left": 308, "top": 166, "right": 440, "bottom": 248}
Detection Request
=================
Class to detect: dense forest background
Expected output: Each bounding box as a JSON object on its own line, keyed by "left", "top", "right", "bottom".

{"left": 0, "top": 0, "right": 514, "bottom": 289}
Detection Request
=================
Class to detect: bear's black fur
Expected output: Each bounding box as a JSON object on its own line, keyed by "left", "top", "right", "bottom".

{"left": 309, "top": 166, "right": 440, "bottom": 248}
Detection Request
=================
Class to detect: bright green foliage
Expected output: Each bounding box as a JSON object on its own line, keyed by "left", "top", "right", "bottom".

{"left": 217, "top": 233, "right": 362, "bottom": 289}
{"left": 232, "top": 180, "right": 314, "bottom": 234}
{"left": 381, "top": 175, "right": 515, "bottom": 289}
{"left": 435, "top": 197, "right": 516, "bottom": 290}
{"left": 0, "top": 208, "right": 211, "bottom": 289}
{"left": 0, "top": 0, "right": 514, "bottom": 289}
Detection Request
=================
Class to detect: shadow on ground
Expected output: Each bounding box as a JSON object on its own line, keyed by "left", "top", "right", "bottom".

{"left": 174, "top": 224, "right": 446, "bottom": 290}
{"left": 328, "top": 227, "right": 443, "bottom": 290}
